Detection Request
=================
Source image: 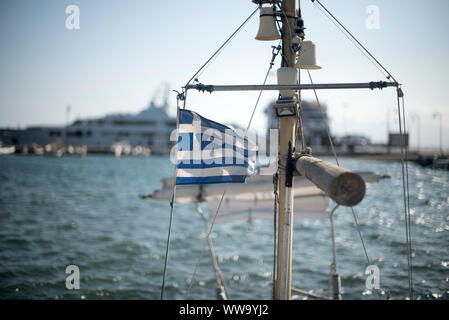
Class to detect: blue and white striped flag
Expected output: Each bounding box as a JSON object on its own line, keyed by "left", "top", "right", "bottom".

{"left": 175, "top": 109, "right": 256, "bottom": 185}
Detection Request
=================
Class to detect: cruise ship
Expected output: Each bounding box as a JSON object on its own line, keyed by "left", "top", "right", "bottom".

{"left": 0, "top": 99, "right": 176, "bottom": 155}
{"left": 65, "top": 100, "right": 176, "bottom": 154}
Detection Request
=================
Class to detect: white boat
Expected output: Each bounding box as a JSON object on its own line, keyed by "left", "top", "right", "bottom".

{"left": 0, "top": 145, "right": 15, "bottom": 155}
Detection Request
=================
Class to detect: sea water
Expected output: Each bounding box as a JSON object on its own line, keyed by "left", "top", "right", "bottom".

{"left": 0, "top": 155, "right": 447, "bottom": 300}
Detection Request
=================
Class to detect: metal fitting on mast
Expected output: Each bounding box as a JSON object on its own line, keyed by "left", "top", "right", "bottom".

{"left": 285, "top": 142, "right": 295, "bottom": 187}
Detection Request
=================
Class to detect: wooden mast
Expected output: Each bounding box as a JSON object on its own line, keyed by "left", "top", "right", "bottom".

{"left": 276, "top": 0, "right": 296, "bottom": 300}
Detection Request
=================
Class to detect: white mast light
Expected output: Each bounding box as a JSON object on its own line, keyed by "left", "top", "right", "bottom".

{"left": 295, "top": 40, "right": 322, "bottom": 70}
{"left": 255, "top": 6, "right": 281, "bottom": 41}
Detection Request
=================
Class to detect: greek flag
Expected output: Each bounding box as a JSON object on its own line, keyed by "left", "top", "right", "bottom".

{"left": 175, "top": 109, "right": 256, "bottom": 185}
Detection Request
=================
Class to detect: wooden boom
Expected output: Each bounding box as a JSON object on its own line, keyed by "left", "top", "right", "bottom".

{"left": 295, "top": 156, "right": 366, "bottom": 207}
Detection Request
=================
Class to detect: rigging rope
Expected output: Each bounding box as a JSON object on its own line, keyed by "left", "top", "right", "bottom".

{"left": 350, "top": 207, "right": 371, "bottom": 266}
{"left": 247, "top": 43, "right": 282, "bottom": 132}
{"left": 306, "top": 1, "right": 413, "bottom": 298}
{"left": 160, "top": 100, "right": 182, "bottom": 300}
{"left": 243, "top": 43, "right": 282, "bottom": 300}
{"left": 272, "top": 172, "right": 279, "bottom": 299}
{"left": 244, "top": 40, "right": 284, "bottom": 302}
{"left": 195, "top": 204, "right": 230, "bottom": 299}
{"left": 163, "top": 6, "right": 259, "bottom": 299}
{"left": 306, "top": 70, "right": 339, "bottom": 165}
{"left": 307, "top": 70, "right": 383, "bottom": 299}
{"left": 295, "top": 66, "right": 307, "bottom": 152}
{"left": 327, "top": 205, "right": 339, "bottom": 297}
{"left": 396, "top": 87, "right": 414, "bottom": 299}
{"left": 185, "top": 190, "right": 226, "bottom": 298}
{"left": 160, "top": 193, "right": 175, "bottom": 299}
{"left": 185, "top": 7, "right": 259, "bottom": 89}
{"left": 183, "top": 33, "right": 282, "bottom": 297}
{"left": 180, "top": 6, "right": 259, "bottom": 110}
{"left": 402, "top": 94, "right": 414, "bottom": 299}
{"left": 311, "top": 0, "right": 397, "bottom": 82}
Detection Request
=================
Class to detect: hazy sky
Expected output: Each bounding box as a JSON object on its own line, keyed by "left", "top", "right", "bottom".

{"left": 0, "top": 0, "right": 448, "bottom": 150}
